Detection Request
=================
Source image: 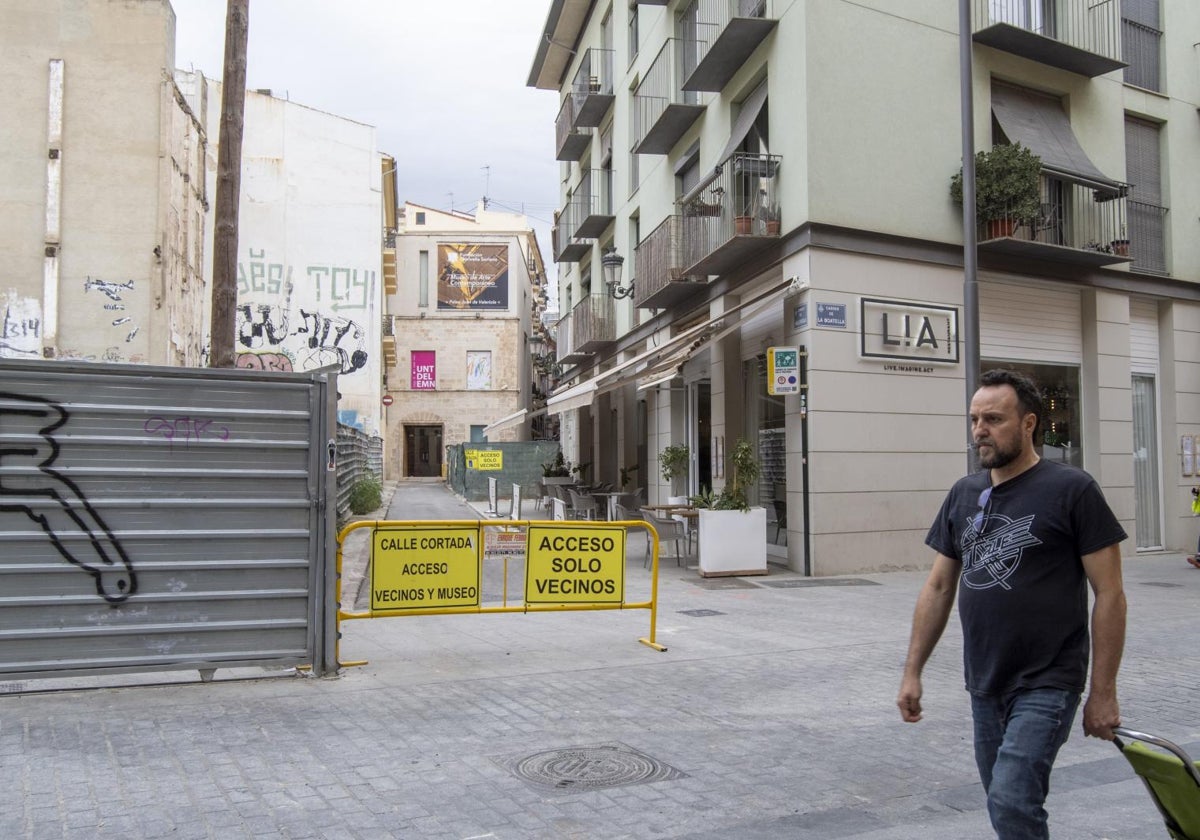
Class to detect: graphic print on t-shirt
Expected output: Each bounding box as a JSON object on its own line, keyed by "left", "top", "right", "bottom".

{"left": 961, "top": 511, "right": 1043, "bottom": 591}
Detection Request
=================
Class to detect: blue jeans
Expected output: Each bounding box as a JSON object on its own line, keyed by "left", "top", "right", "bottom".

{"left": 970, "top": 687, "right": 1080, "bottom": 839}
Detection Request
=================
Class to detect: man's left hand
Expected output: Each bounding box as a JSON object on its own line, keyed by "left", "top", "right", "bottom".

{"left": 1082, "top": 693, "right": 1120, "bottom": 740}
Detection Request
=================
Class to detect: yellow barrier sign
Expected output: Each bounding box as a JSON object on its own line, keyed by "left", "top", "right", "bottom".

{"left": 525, "top": 525, "right": 625, "bottom": 604}
{"left": 371, "top": 526, "right": 481, "bottom": 612}
{"left": 465, "top": 449, "right": 503, "bottom": 470}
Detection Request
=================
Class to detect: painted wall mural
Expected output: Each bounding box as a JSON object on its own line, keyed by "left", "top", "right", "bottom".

{"left": 437, "top": 243, "right": 509, "bottom": 310}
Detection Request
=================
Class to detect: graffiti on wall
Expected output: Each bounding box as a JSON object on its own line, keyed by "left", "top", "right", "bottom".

{"left": 0, "top": 392, "right": 137, "bottom": 603}
{"left": 1, "top": 295, "right": 42, "bottom": 359}
{"left": 83, "top": 276, "right": 141, "bottom": 347}
{"left": 235, "top": 248, "right": 373, "bottom": 376}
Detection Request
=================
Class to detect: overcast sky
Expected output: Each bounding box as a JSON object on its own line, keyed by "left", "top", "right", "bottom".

{"left": 170, "top": 0, "right": 561, "bottom": 298}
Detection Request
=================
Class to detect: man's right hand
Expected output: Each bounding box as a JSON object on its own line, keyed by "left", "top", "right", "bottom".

{"left": 897, "top": 674, "right": 924, "bottom": 722}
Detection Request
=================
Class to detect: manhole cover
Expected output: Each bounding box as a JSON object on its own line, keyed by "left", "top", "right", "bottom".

{"left": 497, "top": 742, "right": 686, "bottom": 794}
{"left": 679, "top": 608, "right": 725, "bottom": 617}
{"left": 1140, "top": 581, "right": 1182, "bottom": 589}
{"left": 758, "top": 578, "right": 881, "bottom": 588}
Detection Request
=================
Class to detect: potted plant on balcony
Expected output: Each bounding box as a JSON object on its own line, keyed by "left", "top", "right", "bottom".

{"left": 690, "top": 437, "right": 768, "bottom": 577}
{"left": 1111, "top": 226, "right": 1130, "bottom": 257}
{"left": 950, "top": 142, "right": 1042, "bottom": 240}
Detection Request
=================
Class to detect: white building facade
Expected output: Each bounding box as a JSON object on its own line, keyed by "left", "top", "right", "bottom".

{"left": 193, "top": 82, "right": 386, "bottom": 436}
{"left": 385, "top": 203, "right": 549, "bottom": 479}
{"left": 530, "top": 0, "right": 1200, "bottom": 574}
{"left": 2, "top": 0, "right": 207, "bottom": 366}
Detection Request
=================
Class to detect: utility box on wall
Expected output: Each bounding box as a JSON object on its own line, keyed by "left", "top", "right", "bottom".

{"left": 0, "top": 360, "right": 339, "bottom": 680}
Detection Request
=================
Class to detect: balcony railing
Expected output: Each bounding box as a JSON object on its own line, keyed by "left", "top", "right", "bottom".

{"left": 555, "top": 311, "right": 588, "bottom": 365}
{"left": 632, "top": 39, "right": 707, "bottom": 155}
{"left": 1121, "top": 18, "right": 1162, "bottom": 91}
{"left": 555, "top": 96, "right": 592, "bottom": 161}
{"left": 977, "top": 174, "right": 1131, "bottom": 267}
{"left": 679, "top": 0, "right": 777, "bottom": 92}
{"left": 972, "top": 0, "right": 1125, "bottom": 77}
{"left": 571, "top": 169, "right": 616, "bottom": 239}
{"left": 570, "top": 48, "right": 616, "bottom": 127}
{"left": 1127, "top": 200, "right": 1168, "bottom": 275}
{"left": 571, "top": 294, "right": 617, "bottom": 353}
{"left": 634, "top": 215, "right": 705, "bottom": 309}
{"left": 679, "top": 152, "right": 782, "bottom": 277}
{"left": 554, "top": 203, "right": 591, "bottom": 263}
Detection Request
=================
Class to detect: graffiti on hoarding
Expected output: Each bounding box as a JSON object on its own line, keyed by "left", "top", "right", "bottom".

{"left": 144, "top": 416, "right": 231, "bottom": 448}
{"left": 0, "top": 392, "right": 137, "bottom": 604}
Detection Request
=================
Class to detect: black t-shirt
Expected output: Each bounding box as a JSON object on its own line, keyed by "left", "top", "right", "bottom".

{"left": 926, "top": 460, "right": 1126, "bottom": 697}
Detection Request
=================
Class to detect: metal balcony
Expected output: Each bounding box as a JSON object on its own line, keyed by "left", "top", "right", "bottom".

{"left": 634, "top": 215, "right": 706, "bottom": 309}
{"left": 679, "top": 152, "right": 782, "bottom": 277}
{"left": 972, "top": 0, "right": 1126, "bottom": 78}
{"left": 555, "top": 96, "right": 591, "bottom": 162}
{"left": 554, "top": 204, "right": 591, "bottom": 263}
{"left": 555, "top": 311, "right": 589, "bottom": 365}
{"left": 572, "top": 169, "right": 615, "bottom": 239}
{"left": 680, "top": 0, "right": 777, "bottom": 93}
{"left": 978, "top": 174, "right": 1132, "bottom": 267}
{"left": 632, "top": 39, "right": 707, "bottom": 155}
{"left": 570, "top": 48, "right": 616, "bottom": 127}
{"left": 571, "top": 294, "right": 617, "bottom": 354}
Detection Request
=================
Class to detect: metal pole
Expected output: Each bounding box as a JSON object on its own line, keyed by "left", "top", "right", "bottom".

{"left": 210, "top": 0, "right": 249, "bottom": 368}
{"left": 959, "top": 0, "right": 980, "bottom": 472}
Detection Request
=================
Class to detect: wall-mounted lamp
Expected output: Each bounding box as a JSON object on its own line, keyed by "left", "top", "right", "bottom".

{"left": 602, "top": 247, "right": 634, "bottom": 300}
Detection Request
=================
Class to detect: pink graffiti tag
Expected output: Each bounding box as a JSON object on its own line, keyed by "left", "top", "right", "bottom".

{"left": 144, "top": 416, "right": 231, "bottom": 450}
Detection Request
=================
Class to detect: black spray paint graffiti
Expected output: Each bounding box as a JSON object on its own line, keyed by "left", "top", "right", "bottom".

{"left": 0, "top": 393, "right": 136, "bottom": 604}
{"left": 296, "top": 309, "right": 368, "bottom": 374}
{"left": 83, "top": 277, "right": 139, "bottom": 343}
{"left": 1, "top": 305, "right": 42, "bottom": 358}
{"left": 236, "top": 304, "right": 291, "bottom": 350}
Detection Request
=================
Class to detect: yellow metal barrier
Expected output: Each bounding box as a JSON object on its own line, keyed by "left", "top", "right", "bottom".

{"left": 334, "top": 519, "right": 668, "bottom": 669}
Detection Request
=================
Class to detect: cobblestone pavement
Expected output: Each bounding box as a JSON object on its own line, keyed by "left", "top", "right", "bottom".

{"left": 2, "top": 480, "right": 1197, "bottom": 839}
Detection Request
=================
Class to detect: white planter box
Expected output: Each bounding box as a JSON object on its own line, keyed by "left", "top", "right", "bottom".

{"left": 697, "top": 507, "right": 768, "bottom": 577}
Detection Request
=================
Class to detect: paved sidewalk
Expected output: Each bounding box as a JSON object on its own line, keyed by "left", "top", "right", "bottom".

{"left": 2, "top": 479, "right": 1198, "bottom": 839}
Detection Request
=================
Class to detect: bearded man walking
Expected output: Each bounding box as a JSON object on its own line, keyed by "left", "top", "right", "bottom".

{"left": 897, "top": 368, "right": 1127, "bottom": 839}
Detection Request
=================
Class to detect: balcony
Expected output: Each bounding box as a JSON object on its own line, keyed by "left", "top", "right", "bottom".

{"left": 635, "top": 215, "right": 706, "bottom": 309}
{"left": 554, "top": 204, "right": 591, "bottom": 263}
{"left": 572, "top": 169, "right": 616, "bottom": 238}
{"left": 570, "top": 48, "right": 615, "bottom": 127}
{"left": 1126, "top": 200, "right": 1168, "bottom": 275}
{"left": 555, "top": 96, "right": 592, "bottom": 161}
{"left": 978, "top": 174, "right": 1132, "bottom": 267}
{"left": 632, "top": 39, "right": 707, "bottom": 155}
{"left": 679, "top": 152, "right": 782, "bottom": 277}
{"left": 680, "top": 0, "right": 777, "bottom": 93}
{"left": 972, "top": 0, "right": 1125, "bottom": 78}
{"left": 570, "top": 294, "right": 617, "bottom": 354}
{"left": 555, "top": 311, "right": 588, "bottom": 365}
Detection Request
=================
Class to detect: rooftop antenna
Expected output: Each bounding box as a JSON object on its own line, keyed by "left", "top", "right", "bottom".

{"left": 481, "top": 165, "right": 491, "bottom": 209}
{"left": 446, "top": 191, "right": 454, "bottom": 212}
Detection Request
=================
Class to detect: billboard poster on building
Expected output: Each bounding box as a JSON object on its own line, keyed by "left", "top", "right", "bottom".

{"left": 437, "top": 244, "right": 509, "bottom": 310}
{"left": 411, "top": 350, "right": 436, "bottom": 390}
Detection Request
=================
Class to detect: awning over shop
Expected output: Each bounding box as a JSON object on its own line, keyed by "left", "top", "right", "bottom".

{"left": 991, "top": 84, "right": 1123, "bottom": 195}
{"left": 482, "top": 408, "right": 527, "bottom": 437}
{"left": 546, "top": 277, "right": 791, "bottom": 413}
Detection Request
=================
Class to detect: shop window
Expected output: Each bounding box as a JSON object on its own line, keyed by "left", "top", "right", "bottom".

{"left": 982, "top": 361, "right": 1081, "bottom": 467}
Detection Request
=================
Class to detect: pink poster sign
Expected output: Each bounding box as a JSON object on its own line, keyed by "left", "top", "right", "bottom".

{"left": 411, "top": 350, "right": 436, "bottom": 390}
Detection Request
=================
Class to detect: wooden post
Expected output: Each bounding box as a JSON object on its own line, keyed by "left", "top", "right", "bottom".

{"left": 209, "top": 0, "right": 249, "bottom": 368}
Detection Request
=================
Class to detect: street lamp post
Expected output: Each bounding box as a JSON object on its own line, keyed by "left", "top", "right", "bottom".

{"left": 960, "top": 0, "right": 980, "bottom": 472}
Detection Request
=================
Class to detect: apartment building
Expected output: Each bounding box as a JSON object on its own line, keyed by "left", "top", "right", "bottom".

{"left": 385, "top": 202, "right": 551, "bottom": 479}
{"left": 529, "top": 0, "right": 1200, "bottom": 574}
{"left": 1, "top": 0, "right": 207, "bottom": 366}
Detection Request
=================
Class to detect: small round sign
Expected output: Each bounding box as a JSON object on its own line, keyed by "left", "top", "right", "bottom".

{"left": 382, "top": 394, "right": 394, "bottom": 406}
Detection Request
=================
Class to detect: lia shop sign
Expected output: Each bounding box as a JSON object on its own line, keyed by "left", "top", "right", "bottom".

{"left": 859, "top": 297, "right": 959, "bottom": 366}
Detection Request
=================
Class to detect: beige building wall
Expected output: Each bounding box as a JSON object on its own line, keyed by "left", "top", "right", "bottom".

{"left": 1, "top": 0, "right": 207, "bottom": 365}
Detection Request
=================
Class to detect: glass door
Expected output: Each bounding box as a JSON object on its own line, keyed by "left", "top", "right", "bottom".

{"left": 1132, "top": 375, "right": 1162, "bottom": 549}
